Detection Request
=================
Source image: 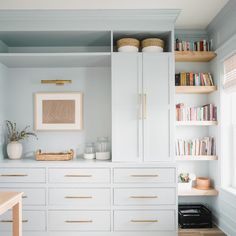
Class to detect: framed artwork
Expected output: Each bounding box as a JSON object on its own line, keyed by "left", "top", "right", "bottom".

{"left": 34, "top": 92, "right": 83, "bottom": 131}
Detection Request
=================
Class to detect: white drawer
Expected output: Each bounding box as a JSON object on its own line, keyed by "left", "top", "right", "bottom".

{"left": 48, "top": 211, "right": 110, "bottom": 231}
{"left": 0, "top": 210, "right": 46, "bottom": 231}
{"left": 114, "top": 210, "right": 175, "bottom": 231}
{"left": 114, "top": 188, "right": 176, "bottom": 205}
{"left": 0, "top": 168, "right": 45, "bottom": 183}
{"left": 0, "top": 188, "right": 46, "bottom": 206}
{"left": 49, "top": 188, "right": 110, "bottom": 207}
{"left": 49, "top": 168, "right": 110, "bottom": 183}
{"left": 114, "top": 168, "right": 175, "bottom": 183}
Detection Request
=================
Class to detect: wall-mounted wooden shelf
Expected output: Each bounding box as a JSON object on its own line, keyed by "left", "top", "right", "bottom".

{"left": 176, "top": 121, "right": 218, "bottom": 126}
{"left": 176, "top": 155, "right": 218, "bottom": 161}
{"left": 175, "top": 51, "right": 217, "bottom": 62}
{"left": 176, "top": 86, "right": 217, "bottom": 94}
{"left": 178, "top": 187, "right": 218, "bottom": 196}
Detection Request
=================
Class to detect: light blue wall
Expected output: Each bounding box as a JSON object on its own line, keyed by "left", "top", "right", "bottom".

{"left": 5, "top": 67, "right": 111, "bottom": 158}
{"left": 206, "top": 1, "right": 236, "bottom": 234}
{"left": 0, "top": 63, "right": 7, "bottom": 159}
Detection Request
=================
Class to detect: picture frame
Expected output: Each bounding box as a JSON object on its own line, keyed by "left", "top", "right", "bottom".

{"left": 34, "top": 92, "right": 83, "bottom": 131}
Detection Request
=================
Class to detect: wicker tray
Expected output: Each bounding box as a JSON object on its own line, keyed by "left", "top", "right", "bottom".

{"left": 35, "top": 149, "right": 74, "bottom": 161}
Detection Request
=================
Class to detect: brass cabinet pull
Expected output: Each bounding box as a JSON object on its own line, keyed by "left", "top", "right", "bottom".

{"left": 64, "top": 174, "right": 92, "bottom": 177}
{"left": 65, "top": 196, "right": 93, "bottom": 199}
{"left": 0, "top": 174, "right": 28, "bottom": 177}
{"left": 130, "top": 196, "right": 158, "bottom": 199}
{"left": 131, "top": 220, "right": 158, "bottom": 223}
{"left": 1, "top": 220, "right": 28, "bottom": 223}
{"left": 130, "top": 174, "right": 158, "bottom": 177}
{"left": 143, "top": 93, "right": 147, "bottom": 119}
{"left": 65, "top": 220, "right": 93, "bottom": 223}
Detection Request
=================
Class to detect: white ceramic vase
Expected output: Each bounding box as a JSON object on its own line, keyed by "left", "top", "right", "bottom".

{"left": 7, "top": 141, "right": 23, "bottom": 160}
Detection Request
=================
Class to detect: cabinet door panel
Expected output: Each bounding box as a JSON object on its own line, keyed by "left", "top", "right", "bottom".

{"left": 112, "top": 53, "right": 142, "bottom": 162}
{"left": 143, "top": 53, "right": 172, "bottom": 161}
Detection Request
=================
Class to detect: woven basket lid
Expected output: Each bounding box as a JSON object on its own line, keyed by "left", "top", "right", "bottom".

{"left": 141, "top": 38, "right": 164, "bottom": 49}
{"left": 117, "top": 38, "right": 140, "bottom": 48}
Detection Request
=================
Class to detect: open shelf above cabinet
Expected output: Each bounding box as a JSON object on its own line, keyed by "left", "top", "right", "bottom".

{"left": 0, "top": 53, "right": 111, "bottom": 68}
{"left": 178, "top": 187, "right": 218, "bottom": 197}
{"left": 175, "top": 51, "right": 217, "bottom": 62}
{"left": 176, "top": 155, "right": 218, "bottom": 161}
{"left": 176, "top": 121, "right": 218, "bottom": 126}
{"left": 176, "top": 86, "right": 217, "bottom": 94}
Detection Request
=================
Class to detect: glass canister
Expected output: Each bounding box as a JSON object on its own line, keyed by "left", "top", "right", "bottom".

{"left": 83, "top": 142, "right": 95, "bottom": 160}
{"left": 96, "top": 137, "right": 110, "bottom": 160}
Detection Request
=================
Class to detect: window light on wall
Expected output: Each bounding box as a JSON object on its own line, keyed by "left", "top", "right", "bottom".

{"left": 223, "top": 53, "right": 236, "bottom": 91}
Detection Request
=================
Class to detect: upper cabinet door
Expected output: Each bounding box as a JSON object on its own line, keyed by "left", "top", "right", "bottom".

{"left": 112, "top": 53, "right": 142, "bottom": 162}
{"left": 142, "top": 53, "right": 173, "bottom": 162}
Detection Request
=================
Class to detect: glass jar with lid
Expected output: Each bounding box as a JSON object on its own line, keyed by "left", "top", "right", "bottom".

{"left": 96, "top": 137, "right": 110, "bottom": 160}
{"left": 83, "top": 142, "right": 95, "bottom": 160}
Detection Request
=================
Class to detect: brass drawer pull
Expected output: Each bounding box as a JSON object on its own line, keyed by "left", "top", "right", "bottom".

{"left": 65, "top": 196, "right": 93, "bottom": 199}
{"left": 65, "top": 220, "right": 93, "bottom": 223}
{"left": 131, "top": 220, "right": 158, "bottom": 223}
{"left": 130, "top": 196, "right": 158, "bottom": 199}
{"left": 130, "top": 174, "right": 158, "bottom": 177}
{"left": 1, "top": 220, "right": 28, "bottom": 223}
{"left": 0, "top": 174, "right": 28, "bottom": 177}
{"left": 65, "top": 174, "right": 93, "bottom": 178}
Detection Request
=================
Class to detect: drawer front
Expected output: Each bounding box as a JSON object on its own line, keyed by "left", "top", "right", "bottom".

{"left": 49, "top": 168, "right": 110, "bottom": 183}
{"left": 0, "top": 168, "right": 45, "bottom": 183}
{"left": 49, "top": 188, "right": 110, "bottom": 207}
{"left": 0, "top": 188, "right": 46, "bottom": 206}
{"left": 0, "top": 211, "right": 46, "bottom": 231}
{"left": 114, "top": 210, "right": 175, "bottom": 231}
{"left": 48, "top": 211, "right": 110, "bottom": 231}
{"left": 114, "top": 188, "right": 176, "bottom": 205}
{"left": 114, "top": 168, "right": 175, "bottom": 183}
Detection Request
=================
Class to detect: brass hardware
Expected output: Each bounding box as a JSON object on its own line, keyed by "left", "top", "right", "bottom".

{"left": 0, "top": 174, "right": 28, "bottom": 177}
{"left": 41, "top": 80, "right": 72, "bottom": 85}
{"left": 130, "top": 174, "right": 158, "bottom": 177}
{"left": 143, "top": 93, "right": 147, "bottom": 119}
{"left": 65, "top": 196, "right": 93, "bottom": 199}
{"left": 65, "top": 220, "right": 93, "bottom": 223}
{"left": 1, "top": 220, "right": 28, "bottom": 223}
{"left": 64, "top": 174, "right": 93, "bottom": 177}
{"left": 130, "top": 220, "right": 158, "bottom": 223}
{"left": 130, "top": 196, "right": 158, "bottom": 199}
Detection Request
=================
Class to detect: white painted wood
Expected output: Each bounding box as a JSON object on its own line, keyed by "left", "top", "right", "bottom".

{"left": 114, "top": 188, "right": 176, "bottom": 205}
{"left": 0, "top": 188, "right": 46, "bottom": 206}
{"left": 112, "top": 53, "right": 142, "bottom": 162}
{"left": 0, "top": 168, "right": 46, "bottom": 183}
{"left": 48, "top": 211, "right": 110, "bottom": 231}
{"left": 48, "top": 188, "right": 110, "bottom": 207}
{"left": 48, "top": 168, "right": 110, "bottom": 183}
{"left": 143, "top": 53, "right": 171, "bottom": 162}
{"left": 0, "top": 210, "right": 46, "bottom": 231}
{"left": 114, "top": 210, "right": 175, "bottom": 231}
{"left": 113, "top": 168, "right": 176, "bottom": 183}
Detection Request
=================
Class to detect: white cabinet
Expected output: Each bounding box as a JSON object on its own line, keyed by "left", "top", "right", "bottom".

{"left": 112, "top": 53, "right": 173, "bottom": 162}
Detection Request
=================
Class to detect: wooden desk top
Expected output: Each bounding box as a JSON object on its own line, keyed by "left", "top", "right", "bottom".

{"left": 0, "top": 192, "right": 23, "bottom": 215}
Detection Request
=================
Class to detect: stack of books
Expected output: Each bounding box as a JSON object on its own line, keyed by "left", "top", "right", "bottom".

{"left": 175, "top": 39, "right": 213, "bottom": 52}
{"left": 176, "top": 103, "right": 217, "bottom": 121}
{"left": 175, "top": 72, "right": 214, "bottom": 86}
{"left": 176, "top": 137, "right": 216, "bottom": 156}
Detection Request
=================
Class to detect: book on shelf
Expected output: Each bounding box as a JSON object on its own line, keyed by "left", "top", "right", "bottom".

{"left": 175, "top": 72, "right": 214, "bottom": 86}
{"left": 176, "top": 137, "right": 216, "bottom": 156}
{"left": 176, "top": 103, "right": 217, "bottom": 121}
{"left": 175, "top": 38, "right": 213, "bottom": 52}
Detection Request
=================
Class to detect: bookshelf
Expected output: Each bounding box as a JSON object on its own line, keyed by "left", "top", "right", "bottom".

{"left": 176, "top": 86, "right": 217, "bottom": 94}
{"left": 178, "top": 187, "right": 218, "bottom": 196}
{"left": 175, "top": 51, "right": 217, "bottom": 62}
{"left": 176, "top": 121, "right": 218, "bottom": 126}
{"left": 176, "top": 155, "right": 218, "bottom": 161}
